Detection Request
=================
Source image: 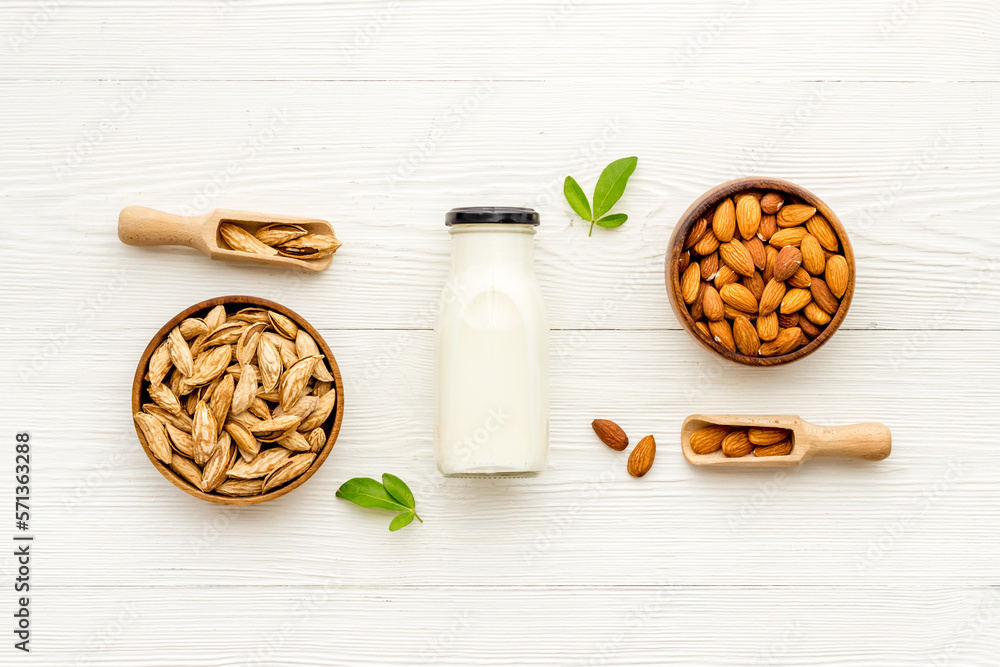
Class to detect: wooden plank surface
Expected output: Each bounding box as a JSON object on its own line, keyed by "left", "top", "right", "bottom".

{"left": 0, "top": 1, "right": 998, "bottom": 665}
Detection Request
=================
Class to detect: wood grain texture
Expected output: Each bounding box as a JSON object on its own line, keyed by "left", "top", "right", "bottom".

{"left": 1, "top": 2, "right": 999, "bottom": 664}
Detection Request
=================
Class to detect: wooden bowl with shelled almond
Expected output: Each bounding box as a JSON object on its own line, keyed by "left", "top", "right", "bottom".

{"left": 665, "top": 178, "right": 855, "bottom": 366}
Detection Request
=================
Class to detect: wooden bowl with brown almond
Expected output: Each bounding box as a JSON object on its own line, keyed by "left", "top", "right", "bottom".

{"left": 131, "top": 296, "right": 344, "bottom": 505}
{"left": 666, "top": 178, "right": 855, "bottom": 366}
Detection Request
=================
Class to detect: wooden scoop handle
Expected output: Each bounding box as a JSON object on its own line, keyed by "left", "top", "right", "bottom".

{"left": 807, "top": 422, "right": 892, "bottom": 461}
{"left": 118, "top": 206, "right": 204, "bottom": 248}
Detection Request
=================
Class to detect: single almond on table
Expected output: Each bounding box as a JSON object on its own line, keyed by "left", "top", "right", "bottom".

{"left": 592, "top": 419, "right": 629, "bottom": 451}
{"left": 712, "top": 198, "right": 736, "bottom": 242}
{"left": 627, "top": 435, "right": 656, "bottom": 477}
{"left": 690, "top": 425, "right": 731, "bottom": 454}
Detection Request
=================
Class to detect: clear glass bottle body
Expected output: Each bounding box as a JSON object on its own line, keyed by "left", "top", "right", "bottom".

{"left": 434, "top": 223, "right": 549, "bottom": 476}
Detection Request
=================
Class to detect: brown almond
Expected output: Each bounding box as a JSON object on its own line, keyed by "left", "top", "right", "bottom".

{"left": 735, "top": 194, "right": 761, "bottom": 240}
{"left": 779, "top": 288, "right": 812, "bottom": 314}
{"left": 773, "top": 246, "right": 802, "bottom": 282}
{"left": 713, "top": 198, "right": 736, "bottom": 242}
{"left": 756, "top": 312, "right": 779, "bottom": 341}
{"left": 721, "top": 430, "right": 753, "bottom": 457}
{"left": 800, "top": 234, "right": 826, "bottom": 276}
{"left": 708, "top": 319, "right": 736, "bottom": 352}
{"left": 692, "top": 230, "right": 720, "bottom": 256}
{"left": 754, "top": 440, "right": 793, "bottom": 457}
{"left": 777, "top": 312, "right": 799, "bottom": 328}
{"left": 748, "top": 427, "right": 791, "bottom": 446}
{"left": 825, "top": 255, "right": 850, "bottom": 298}
{"left": 700, "top": 252, "right": 719, "bottom": 281}
{"left": 769, "top": 227, "right": 808, "bottom": 248}
{"left": 745, "top": 236, "right": 766, "bottom": 271}
{"left": 744, "top": 271, "right": 765, "bottom": 301}
{"left": 759, "top": 279, "right": 787, "bottom": 316}
{"left": 719, "top": 239, "right": 755, "bottom": 277}
{"left": 811, "top": 277, "right": 840, "bottom": 314}
{"left": 713, "top": 264, "right": 739, "bottom": 289}
{"left": 758, "top": 213, "right": 777, "bottom": 242}
{"left": 776, "top": 204, "right": 815, "bottom": 227}
{"left": 677, "top": 251, "right": 691, "bottom": 275}
{"left": 760, "top": 192, "right": 783, "bottom": 215}
{"left": 733, "top": 316, "right": 759, "bottom": 356}
{"left": 681, "top": 263, "right": 701, "bottom": 304}
{"left": 763, "top": 245, "right": 778, "bottom": 282}
{"left": 592, "top": 419, "right": 629, "bottom": 451}
{"left": 694, "top": 321, "right": 710, "bottom": 339}
{"left": 720, "top": 283, "right": 758, "bottom": 314}
{"left": 627, "top": 435, "right": 656, "bottom": 477}
{"left": 702, "top": 285, "right": 725, "bottom": 322}
{"left": 799, "top": 316, "right": 822, "bottom": 339}
{"left": 690, "top": 425, "right": 731, "bottom": 454}
{"left": 788, "top": 267, "right": 813, "bottom": 288}
{"left": 806, "top": 213, "right": 839, "bottom": 252}
{"left": 689, "top": 283, "right": 707, "bottom": 321}
{"left": 724, "top": 305, "right": 756, "bottom": 321}
{"left": 759, "top": 327, "right": 805, "bottom": 356}
{"left": 684, "top": 217, "right": 709, "bottom": 249}
{"left": 803, "top": 301, "right": 832, "bottom": 326}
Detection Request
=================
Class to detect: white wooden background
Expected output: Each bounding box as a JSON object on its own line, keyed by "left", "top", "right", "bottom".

{"left": 1, "top": 1, "right": 999, "bottom": 665}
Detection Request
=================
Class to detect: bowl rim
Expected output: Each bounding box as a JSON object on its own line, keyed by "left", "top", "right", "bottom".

{"left": 130, "top": 295, "right": 344, "bottom": 505}
{"left": 665, "top": 177, "right": 855, "bottom": 366}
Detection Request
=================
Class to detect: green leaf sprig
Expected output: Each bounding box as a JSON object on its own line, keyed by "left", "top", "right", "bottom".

{"left": 336, "top": 473, "right": 423, "bottom": 531}
{"left": 564, "top": 156, "right": 638, "bottom": 236}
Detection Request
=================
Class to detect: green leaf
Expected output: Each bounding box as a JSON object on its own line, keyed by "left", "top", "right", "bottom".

{"left": 336, "top": 477, "right": 409, "bottom": 512}
{"left": 563, "top": 176, "right": 592, "bottom": 221}
{"left": 382, "top": 473, "right": 415, "bottom": 509}
{"left": 592, "top": 156, "right": 638, "bottom": 219}
{"left": 389, "top": 511, "right": 415, "bottom": 532}
{"left": 594, "top": 213, "right": 628, "bottom": 229}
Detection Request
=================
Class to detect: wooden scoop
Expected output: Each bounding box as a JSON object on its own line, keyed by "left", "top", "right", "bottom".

{"left": 118, "top": 206, "right": 337, "bottom": 272}
{"left": 682, "top": 414, "right": 891, "bottom": 468}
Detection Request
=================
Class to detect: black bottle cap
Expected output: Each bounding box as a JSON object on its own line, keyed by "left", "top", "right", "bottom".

{"left": 445, "top": 206, "right": 540, "bottom": 226}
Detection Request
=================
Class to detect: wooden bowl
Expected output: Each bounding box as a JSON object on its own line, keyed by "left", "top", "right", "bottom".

{"left": 131, "top": 296, "right": 344, "bottom": 505}
{"left": 666, "top": 177, "right": 855, "bottom": 366}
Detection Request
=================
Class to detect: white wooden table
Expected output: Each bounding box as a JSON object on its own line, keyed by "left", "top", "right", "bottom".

{"left": 2, "top": 2, "right": 999, "bottom": 664}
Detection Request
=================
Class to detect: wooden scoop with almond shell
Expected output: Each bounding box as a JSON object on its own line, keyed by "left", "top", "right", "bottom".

{"left": 118, "top": 206, "right": 340, "bottom": 272}
{"left": 681, "top": 414, "right": 891, "bottom": 468}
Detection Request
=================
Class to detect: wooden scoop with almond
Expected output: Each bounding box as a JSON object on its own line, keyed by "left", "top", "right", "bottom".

{"left": 682, "top": 414, "right": 891, "bottom": 468}
{"left": 118, "top": 206, "right": 341, "bottom": 271}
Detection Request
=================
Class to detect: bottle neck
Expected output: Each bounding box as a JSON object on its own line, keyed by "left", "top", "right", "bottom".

{"left": 449, "top": 224, "right": 536, "bottom": 271}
